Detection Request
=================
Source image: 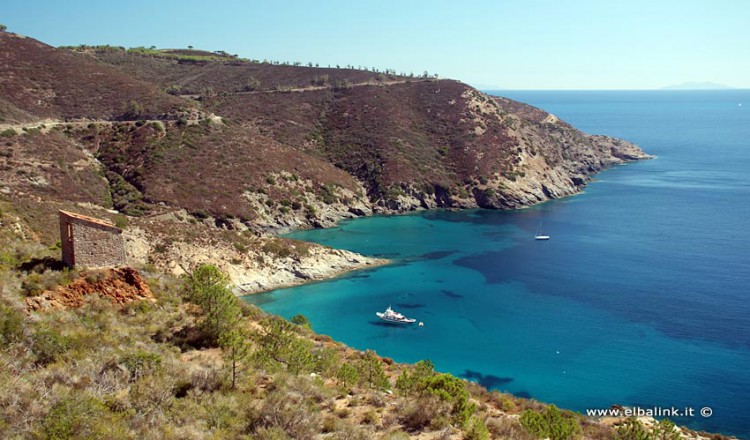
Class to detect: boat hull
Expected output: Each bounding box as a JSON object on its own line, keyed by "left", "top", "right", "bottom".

{"left": 376, "top": 312, "right": 416, "bottom": 324}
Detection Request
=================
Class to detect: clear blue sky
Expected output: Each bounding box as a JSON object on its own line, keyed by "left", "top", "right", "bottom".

{"left": 3, "top": 0, "right": 749, "bottom": 89}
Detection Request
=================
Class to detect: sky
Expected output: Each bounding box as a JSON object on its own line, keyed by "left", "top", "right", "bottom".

{"left": 2, "top": 0, "right": 749, "bottom": 90}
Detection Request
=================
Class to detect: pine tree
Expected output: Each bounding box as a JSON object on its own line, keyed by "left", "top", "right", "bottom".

{"left": 186, "top": 264, "right": 240, "bottom": 345}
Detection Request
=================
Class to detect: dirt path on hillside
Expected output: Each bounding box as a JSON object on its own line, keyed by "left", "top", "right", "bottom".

{"left": 231, "top": 78, "right": 435, "bottom": 95}
{"left": 0, "top": 115, "right": 223, "bottom": 135}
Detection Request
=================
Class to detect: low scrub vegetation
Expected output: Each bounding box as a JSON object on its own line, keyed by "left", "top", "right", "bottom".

{"left": 0, "top": 231, "right": 712, "bottom": 439}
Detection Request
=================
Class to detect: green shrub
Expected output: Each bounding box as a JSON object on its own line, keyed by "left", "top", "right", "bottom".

{"left": 465, "top": 416, "right": 490, "bottom": 440}
{"left": 519, "top": 404, "right": 581, "bottom": 440}
{"left": 354, "top": 350, "right": 389, "bottom": 389}
{"left": 253, "top": 316, "right": 316, "bottom": 374}
{"left": 31, "top": 327, "right": 71, "bottom": 366}
{"left": 185, "top": 264, "right": 240, "bottom": 345}
{"left": 113, "top": 214, "right": 128, "bottom": 229}
{"left": 0, "top": 128, "right": 17, "bottom": 137}
{"left": 320, "top": 184, "right": 338, "bottom": 204}
{"left": 290, "top": 314, "right": 311, "bottom": 329}
{"left": 652, "top": 418, "right": 682, "bottom": 440}
{"left": 38, "top": 394, "right": 126, "bottom": 440}
{"left": 121, "top": 100, "right": 143, "bottom": 119}
{"left": 119, "top": 350, "right": 163, "bottom": 381}
{"left": 21, "top": 272, "right": 45, "bottom": 296}
{"left": 0, "top": 304, "right": 24, "bottom": 344}
{"left": 421, "top": 373, "right": 475, "bottom": 425}
{"left": 614, "top": 418, "right": 650, "bottom": 440}
{"left": 335, "top": 363, "right": 359, "bottom": 387}
{"left": 312, "top": 346, "right": 340, "bottom": 377}
{"left": 395, "top": 360, "right": 475, "bottom": 425}
{"left": 395, "top": 360, "right": 435, "bottom": 395}
{"left": 614, "top": 418, "right": 681, "bottom": 440}
{"left": 105, "top": 171, "right": 148, "bottom": 216}
{"left": 305, "top": 204, "right": 317, "bottom": 218}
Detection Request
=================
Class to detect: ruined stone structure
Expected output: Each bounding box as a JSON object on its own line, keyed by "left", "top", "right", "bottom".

{"left": 59, "top": 210, "right": 126, "bottom": 268}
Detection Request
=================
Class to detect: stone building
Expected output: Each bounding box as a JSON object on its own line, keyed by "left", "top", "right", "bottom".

{"left": 59, "top": 210, "right": 126, "bottom": 268}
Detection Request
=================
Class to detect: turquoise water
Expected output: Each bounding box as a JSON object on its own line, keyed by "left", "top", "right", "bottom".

{"left": 245, "top": 90, "right": 750, "bottom": 438}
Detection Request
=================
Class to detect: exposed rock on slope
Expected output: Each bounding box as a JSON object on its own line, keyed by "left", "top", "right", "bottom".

{"left": 25, "top": 267, "right": 154, "bottom": 311}
{"left": 122, "top": 215, "right": 386, "bottom": 294}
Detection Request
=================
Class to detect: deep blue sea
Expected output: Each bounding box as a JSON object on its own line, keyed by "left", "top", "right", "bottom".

{"left": 245, "top": 90, "right": 750, "bottom": 438}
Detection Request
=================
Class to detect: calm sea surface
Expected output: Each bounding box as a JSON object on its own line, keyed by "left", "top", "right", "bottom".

{"left": 245, "top": 90, "right": 750, "bottom": 438}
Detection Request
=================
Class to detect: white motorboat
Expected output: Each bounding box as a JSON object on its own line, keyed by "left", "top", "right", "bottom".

{"left": 535, "top": 222, "right": 550, "bottom": 240}
{"left": 376, "top": 306, "right": 416, "bottom": 324}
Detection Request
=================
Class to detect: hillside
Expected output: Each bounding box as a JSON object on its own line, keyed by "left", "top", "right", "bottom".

{"left": 83, "top": 44, "right": 651, "bottom": 218}
{"left": 1, "top": 29, "right": 737, "bottom": 440}
{"left": 0, "top": 29, "right": 653, "bottom": 283}
{"left": 0, "top": 32, "right": 187, "bottom": 123}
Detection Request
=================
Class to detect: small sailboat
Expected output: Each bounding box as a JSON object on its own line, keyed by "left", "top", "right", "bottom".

{"left": 535, "top": 222, "right": 550, "bottom": 240}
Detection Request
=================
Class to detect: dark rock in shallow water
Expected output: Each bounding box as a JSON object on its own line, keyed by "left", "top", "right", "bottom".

{"left": 395, "top": 303, "right": 425, "bottom": 309}
{"left": 418, "top": 250, "right": 457, "bottom": 261}
{"left": 461, "top": 370, "right": 514, "bottom": 389}
{"left": 442, "top": 290, "right": 464, "bottom": 299}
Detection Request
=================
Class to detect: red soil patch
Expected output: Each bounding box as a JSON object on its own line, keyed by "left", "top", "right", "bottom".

{"left": 26, "top": 267, "right": 154, "bottom": 312}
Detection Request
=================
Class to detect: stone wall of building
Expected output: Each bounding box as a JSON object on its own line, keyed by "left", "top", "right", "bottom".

{"left": 59, "top": 211, "right": 126, "bottom": 268}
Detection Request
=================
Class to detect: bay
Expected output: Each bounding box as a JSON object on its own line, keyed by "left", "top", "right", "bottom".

{"left": 245, "top": 90, "right": 750, "bottom": 438}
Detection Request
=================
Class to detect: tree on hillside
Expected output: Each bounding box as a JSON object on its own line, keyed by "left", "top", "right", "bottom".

{"left": 219, "top": 325, "right": 251, "bottom": 389}
{"left": 252, "top": 316, "right": 315, "bottom": 374}
{"left": 0, "top": 24, "right": 7, "bottom": 32}
{"left": 186, "top": 264, "right": 240, "bottom": 345}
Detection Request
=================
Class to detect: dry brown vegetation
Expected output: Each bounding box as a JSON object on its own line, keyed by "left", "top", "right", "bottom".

{"left": 1, "top": 31, "right": 649, "bottom": 235}
{"left": 0, "top": 32, "right": 185, "bottom": 123}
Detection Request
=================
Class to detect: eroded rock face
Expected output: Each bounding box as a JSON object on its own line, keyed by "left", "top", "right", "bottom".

{"left": 26, "top": 267, "right": 154, "bottom": 311}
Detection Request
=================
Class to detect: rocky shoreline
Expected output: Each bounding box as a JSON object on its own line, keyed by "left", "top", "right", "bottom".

{"left": 119, "top": 131, "right": 653, "bottom": 297}
{"left": 120, "top": 215, "right": 388, "bottom": 296}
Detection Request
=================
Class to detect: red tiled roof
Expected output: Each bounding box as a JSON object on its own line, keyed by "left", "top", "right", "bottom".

{"left": 59, "top": 210, "right": 122, "bottom": 233}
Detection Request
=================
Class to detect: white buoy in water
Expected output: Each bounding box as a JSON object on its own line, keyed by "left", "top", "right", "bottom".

{"left": 418, "top": 321, "right": 424, "bottom": 327}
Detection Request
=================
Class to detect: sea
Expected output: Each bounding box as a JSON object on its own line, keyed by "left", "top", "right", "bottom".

{"left": 244, "top": 90, "right": 750, "bottom": 439}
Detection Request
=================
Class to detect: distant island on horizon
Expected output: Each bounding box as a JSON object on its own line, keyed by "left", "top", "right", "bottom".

{"left": 660, "top": 81, "right": 735, "bottom": 90}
